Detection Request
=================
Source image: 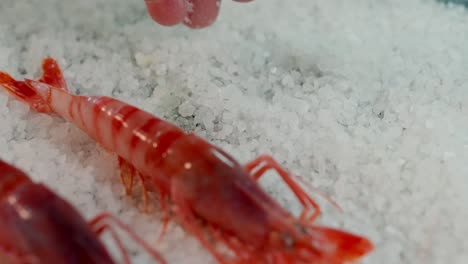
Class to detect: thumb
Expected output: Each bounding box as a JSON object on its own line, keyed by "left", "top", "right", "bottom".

{"left": 145, "top": 0, "right": 187, "bottom": 26}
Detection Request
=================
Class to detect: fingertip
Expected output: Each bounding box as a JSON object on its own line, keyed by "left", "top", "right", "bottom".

{"left": 183, "top": 0, "right": 221, "bottom": 29}
{"left": 145, "top": 0, "right": 187, "bottom": 26}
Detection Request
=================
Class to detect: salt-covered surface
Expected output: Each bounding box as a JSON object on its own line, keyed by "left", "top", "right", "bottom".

{"left": 0, "top": 0, "right": 467, "bottom": 263}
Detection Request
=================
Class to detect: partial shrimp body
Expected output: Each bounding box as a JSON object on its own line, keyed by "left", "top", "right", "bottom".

{"left": 0, "top": 159, "right": 166, "bottom": 264}
{"left": 0, "top": 58, "right": 374, "bottom": 263}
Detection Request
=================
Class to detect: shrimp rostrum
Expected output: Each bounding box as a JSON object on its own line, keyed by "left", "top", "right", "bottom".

{"left": 0, "top": 58, "right": 374, "bottom": 263}
{"left": 0, "top": 159, "right": 166, "bottom": 264}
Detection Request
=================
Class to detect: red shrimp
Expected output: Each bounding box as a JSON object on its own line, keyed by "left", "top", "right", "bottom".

{"left": 0, "top": 58, "right": 374, "bottom": 263}
{"left": 0, "top": 159, "right": 166, "bottom": 264}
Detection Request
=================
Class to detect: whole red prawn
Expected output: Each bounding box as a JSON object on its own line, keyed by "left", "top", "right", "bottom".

{"left": 0, "top": 58, "right": 373, "bottom": 263}
{"left": 0, "top": 159, "right": 166, "bottom": 264}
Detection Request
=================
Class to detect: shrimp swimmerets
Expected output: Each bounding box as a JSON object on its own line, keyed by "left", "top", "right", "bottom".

{"left": 0, "top": 159, "right": 166, "bottom": 264}
{"left": 0, "top": 58, "right": 374, "bottom": 264}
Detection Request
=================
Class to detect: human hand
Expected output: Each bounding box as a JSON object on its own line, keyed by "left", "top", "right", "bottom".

{"left": 145, "top": 0, "right": 253, "bottom": 29}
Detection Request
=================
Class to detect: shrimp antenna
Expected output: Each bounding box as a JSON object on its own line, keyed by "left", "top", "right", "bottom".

{"left": 294, "top": 175, "right": 343, "bottom": 213}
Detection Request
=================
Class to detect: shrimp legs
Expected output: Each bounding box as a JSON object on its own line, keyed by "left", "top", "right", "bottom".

{"left": 244, "top": 155, "right": 323, "bottom": 222}
{"left": 90, "top": 213, "right": 166, "bottom": 264}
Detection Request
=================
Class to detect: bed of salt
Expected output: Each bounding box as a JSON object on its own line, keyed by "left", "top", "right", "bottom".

{"left": 0, "top": 0, "right": 467, "bottom": 263}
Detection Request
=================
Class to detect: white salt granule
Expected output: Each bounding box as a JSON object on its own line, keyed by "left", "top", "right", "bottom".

{"left": 178, "top": 101, "right": 196, "bottom": 117}
{"left": 155, "top": 63, "right": 168, "bottom": 76}
{"left": 281, "top": 74, "right": 295, "bottom": 88}
{"left": 8, "top": 100, "right": 30, "bottom": 117}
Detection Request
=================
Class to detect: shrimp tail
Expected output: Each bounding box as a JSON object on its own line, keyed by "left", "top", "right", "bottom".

{"left": 304, "top": 226, "right": 374, "bottom": 263}
{"left": 37, "top": 58, "right": 69, "bottom": 91}
{"left": 0, "top": 58, "right": 68, "bottom": 113}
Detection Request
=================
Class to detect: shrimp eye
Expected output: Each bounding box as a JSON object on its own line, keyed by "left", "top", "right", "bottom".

{"left": 294, "top": 222, "right": 308, "bottom": 235}
{"left": 282, "top": 234, "right": 295, "bottom": 248}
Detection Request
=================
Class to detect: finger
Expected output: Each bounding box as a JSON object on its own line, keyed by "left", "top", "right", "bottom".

{"left": 145, "top": 0, "right": 187, "bottom": 26}
{"left": 183, "top": 0, "right": 221, "bottom": 29}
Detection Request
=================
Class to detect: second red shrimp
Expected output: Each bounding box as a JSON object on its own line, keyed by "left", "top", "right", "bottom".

{"left": 0, "top": 159, "right": 166, "bottom": 264}
{"left": 0, "top": 58, "right": 374, "bottom": 264}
